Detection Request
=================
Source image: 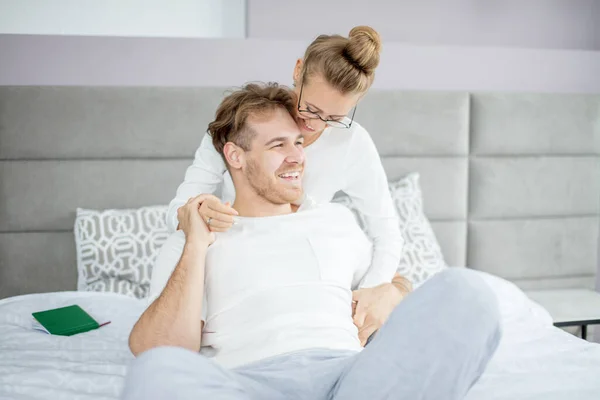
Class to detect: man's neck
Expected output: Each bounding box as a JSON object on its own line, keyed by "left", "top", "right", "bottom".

{"left": 233, "top": 191, "right": 293, "bottom": 218}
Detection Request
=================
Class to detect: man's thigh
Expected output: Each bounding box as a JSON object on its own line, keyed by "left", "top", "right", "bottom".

{"left": 121, "top": 346, "right": 257, "bottom": 400}
{"left": 333, "top": 268, "right": 502, "bottom": 400}
{"left": 120, "top": 347, "right": 354, "bottom": 400}
{"left": 234, "top": 349, "right": 356, "bottom": 400}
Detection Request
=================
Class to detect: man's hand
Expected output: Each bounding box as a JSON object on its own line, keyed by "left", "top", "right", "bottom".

{"left": 352, "top": 283, "right": 405, "bottom": 346}
{"left": 177, "top": 195, "right": 216, "bottom": 246}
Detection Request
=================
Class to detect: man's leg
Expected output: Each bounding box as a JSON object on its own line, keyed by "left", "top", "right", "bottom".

{"left": 234, "top": 349, "right": 356, "bottom": 400}
{"left": 332, "top": 268, "right": 502, "bottom": 400}
{"left": 121, "top": 346, "right": 267, "bottom": 400}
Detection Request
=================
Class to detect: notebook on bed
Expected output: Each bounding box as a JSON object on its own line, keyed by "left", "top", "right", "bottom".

{"left": 32, "top": 304, "right": 110, "bottom": 336}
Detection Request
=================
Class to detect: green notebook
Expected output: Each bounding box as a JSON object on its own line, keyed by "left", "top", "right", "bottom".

{"left": 32, "top": 305, "right": 100, "bottom": 336}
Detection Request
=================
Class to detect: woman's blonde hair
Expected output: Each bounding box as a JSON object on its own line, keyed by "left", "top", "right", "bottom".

{"left": 301, "top": 25, "right": 382, "bottom": 94}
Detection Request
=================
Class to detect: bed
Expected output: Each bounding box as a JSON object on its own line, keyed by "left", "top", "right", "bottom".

{"left": 1, "top": 87, "right": 599, "bottom": 399}
{"left": 1, "top": 272, "right": 600, "bottom": 399}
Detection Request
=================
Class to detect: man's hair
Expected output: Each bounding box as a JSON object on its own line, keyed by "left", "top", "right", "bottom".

{"left": 208, "top": 82, "right": 298, "bottom": 160}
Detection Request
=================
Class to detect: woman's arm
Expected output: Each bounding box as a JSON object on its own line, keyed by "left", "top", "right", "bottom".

{"left": 166, "top": 133, "right": 227, "bottom": 232}
{"left": 343, "top": 125, "right": 404, "bottom": 289}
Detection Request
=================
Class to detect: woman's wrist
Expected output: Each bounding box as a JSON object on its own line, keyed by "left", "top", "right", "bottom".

{"left": 391, "top": 274, "right": 413, "bottom": 297}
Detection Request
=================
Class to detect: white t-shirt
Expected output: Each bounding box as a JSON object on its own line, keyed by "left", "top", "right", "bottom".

{"left": 167, "top": 122, "right": 403, "bottom": 288}
{"left": 149, "top": 202, "right": 373, "bottom": 368}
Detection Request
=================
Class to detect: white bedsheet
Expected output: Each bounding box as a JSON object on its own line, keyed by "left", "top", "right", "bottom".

{"left": 467, "top": 271, "right": 600, "bottom": 400}
{"left": 0, "top": 271, "right": 599, "bottom": 400}
{"left": 0, "top": 291, "right": 145, "bottom": 400}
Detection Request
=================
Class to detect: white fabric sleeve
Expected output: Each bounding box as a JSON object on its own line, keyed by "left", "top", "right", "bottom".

{"left": 343, "top": 126, "right": 404, "bottom": 289}
{"left": 147, "top": 230, "right": 208, "bottom": 321}
{"left": 351, "top": 241, "right": 374, "bottom": 291}
{"left": 166, "top": 133, "right": 227, "bottom": 233}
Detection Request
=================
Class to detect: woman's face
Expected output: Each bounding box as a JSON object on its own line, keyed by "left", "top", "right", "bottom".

{"left": 293, "top": 63, "right": 362, "bottom": 139}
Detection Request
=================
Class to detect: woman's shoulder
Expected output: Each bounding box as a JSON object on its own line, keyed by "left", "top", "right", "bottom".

{"left": 324, "top": 120, "right": 373, "bottom": 149}
{"left": 329, "top": 120, "right": 368, "bottom": 137}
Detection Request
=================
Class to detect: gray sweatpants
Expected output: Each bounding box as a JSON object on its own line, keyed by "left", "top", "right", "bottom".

{"left": 121, "top": 268, "right": 501, "bottom": 400}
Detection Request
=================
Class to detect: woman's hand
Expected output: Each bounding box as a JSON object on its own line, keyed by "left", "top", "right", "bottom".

{"left": 197, "top": 195, "right": 239, "bottom": 233}
{"left": 176, "top": 195, "right": 215, "bottom": 246}
{"left": 177, "top": 194, "right": 239, "bottom": 233}
{"left": 351, "top": 283, "right": 405, "bottom": 346}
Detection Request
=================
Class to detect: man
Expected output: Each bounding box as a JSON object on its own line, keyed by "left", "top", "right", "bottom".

{"left": 123, "top": 83, "right": 501, "bottom": 400}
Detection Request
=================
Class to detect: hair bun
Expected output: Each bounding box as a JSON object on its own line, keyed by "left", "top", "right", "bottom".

{"left": 346, "top": 25, "right": 382, "bottom": 74}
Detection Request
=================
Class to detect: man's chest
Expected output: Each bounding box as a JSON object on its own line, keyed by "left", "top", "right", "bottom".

{"left": 204, "top": 217, "right": 369, "bottom": 307}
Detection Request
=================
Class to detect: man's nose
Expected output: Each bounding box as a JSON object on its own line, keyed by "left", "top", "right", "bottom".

{"left": 285, "top": 144, "right": 305, "bottom": 165}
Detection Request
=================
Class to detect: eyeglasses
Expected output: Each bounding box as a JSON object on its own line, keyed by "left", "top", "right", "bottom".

{"left": 297, "top": 80, "right": 356, "bottom": 129}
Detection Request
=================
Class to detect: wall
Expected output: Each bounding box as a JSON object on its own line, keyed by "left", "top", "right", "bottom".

{"left": 0, "top": 0, "right": 246, "bottom": 38}
{"left": 2, "top": 34, "right": 600, "bottom": 93}
{"left": 247, "top": 0, "right": 600, "bottom": 51}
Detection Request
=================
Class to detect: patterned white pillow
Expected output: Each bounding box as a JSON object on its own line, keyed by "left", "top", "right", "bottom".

{"left": 389, "top": 173, "right": 447, "bottom": 286}
{"left": 333, "top": 173, "right": 447, "bottom": 287}
{"left": 74, "top": 206, "right": 169, "bottom": 299}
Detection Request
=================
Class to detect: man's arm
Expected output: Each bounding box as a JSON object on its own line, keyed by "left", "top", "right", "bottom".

{"left": 129, "top": 195, "right": 214, "bottom": 356}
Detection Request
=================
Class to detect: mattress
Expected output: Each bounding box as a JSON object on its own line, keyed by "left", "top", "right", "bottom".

{"left": 1, "top": 271, "right": 599, "bottom": 400}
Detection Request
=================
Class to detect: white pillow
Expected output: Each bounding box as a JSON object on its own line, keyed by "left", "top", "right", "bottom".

{"left": 333, "top": 173, "right": 447, "bottom": 287}
{"left": 74, "top": 206, "right": 169, "bottom": 299}
{"left": 390, "top": 173, "right": 447, "bottom": 286}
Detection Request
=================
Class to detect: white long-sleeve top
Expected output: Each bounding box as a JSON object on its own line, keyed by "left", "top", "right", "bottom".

{"left": 167, "top": 122, "right": 403, "bottom": 288}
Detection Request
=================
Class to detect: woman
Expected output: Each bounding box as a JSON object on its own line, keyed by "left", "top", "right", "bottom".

{"left": 165, "top": 25, "right": 402, "bottom": 289}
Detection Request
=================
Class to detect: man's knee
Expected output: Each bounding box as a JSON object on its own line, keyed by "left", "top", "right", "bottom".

{"left": 423, "top": 268, "right": 502, "bottom": 343}
{"left": 428, "top": 268, "right": 498, "bottom": 309}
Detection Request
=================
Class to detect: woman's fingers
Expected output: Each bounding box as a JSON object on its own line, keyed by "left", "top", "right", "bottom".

{"left": 201, "top": 205, "right": 235, "bottom": 224}
{"left": 208, "top": 225, "right": 231, "bottom": 233}
{"left": 209, "top": 200, "right": 239, "bottom": 216}
{"left": 358, "top": 323, "right": 377, "bottom": 347}
{"left": 188, "top": 196, "right": 239, "bottom": 234}
{"left": 203, "top": 208, "right": 235, "bottom": 224}
{"left": 206, "top": 218, "right": 232, "bottom": 230}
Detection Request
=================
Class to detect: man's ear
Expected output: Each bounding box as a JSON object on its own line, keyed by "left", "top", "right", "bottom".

{"left": 293, "top": 59, "right": 303, "bottom": 86}
{"left": 223, "top": 142, "right": 244, "bottom": 170}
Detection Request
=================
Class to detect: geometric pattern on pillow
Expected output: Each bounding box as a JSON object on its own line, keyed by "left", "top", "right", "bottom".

{"left": 73, "top": 206, "right": 169, "bottom": 299}
{"left": 388, "top": 173, "right": 447, "bottom": 287}
{"left": 333, "top": 172, "right": 447, "bottom": 287}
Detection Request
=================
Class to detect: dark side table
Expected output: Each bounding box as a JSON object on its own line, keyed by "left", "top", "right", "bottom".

{"left": 526, "top": 289, "right": 600, "bottom": 340}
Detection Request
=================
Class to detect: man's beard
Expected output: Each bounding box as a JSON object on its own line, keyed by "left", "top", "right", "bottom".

{"left": 245, "top": 158, "right": 303, "bottom": 205}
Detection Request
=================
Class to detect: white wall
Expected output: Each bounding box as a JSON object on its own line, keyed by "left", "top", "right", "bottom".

{"left": 248, "top": 0, "right": 600, "bottom": 51}
{"left": 0, "top": 0, "right": 246, "bottom": 38}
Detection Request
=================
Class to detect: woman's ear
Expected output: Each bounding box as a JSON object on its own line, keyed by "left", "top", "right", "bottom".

{"left": 223, "top": 142, "right": 244, "bottom": 170}
{"left": 293, "top": 59, "right": 303, "bottom": 86}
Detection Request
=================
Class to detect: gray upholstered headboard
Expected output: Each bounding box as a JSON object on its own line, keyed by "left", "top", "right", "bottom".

{"left": 1, "top": 87, "right": 599, "bottom": 299}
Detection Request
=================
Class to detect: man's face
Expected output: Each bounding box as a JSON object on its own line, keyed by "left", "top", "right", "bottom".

{"left": 242, "top": 107, "right": 305, "bottom": 204}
